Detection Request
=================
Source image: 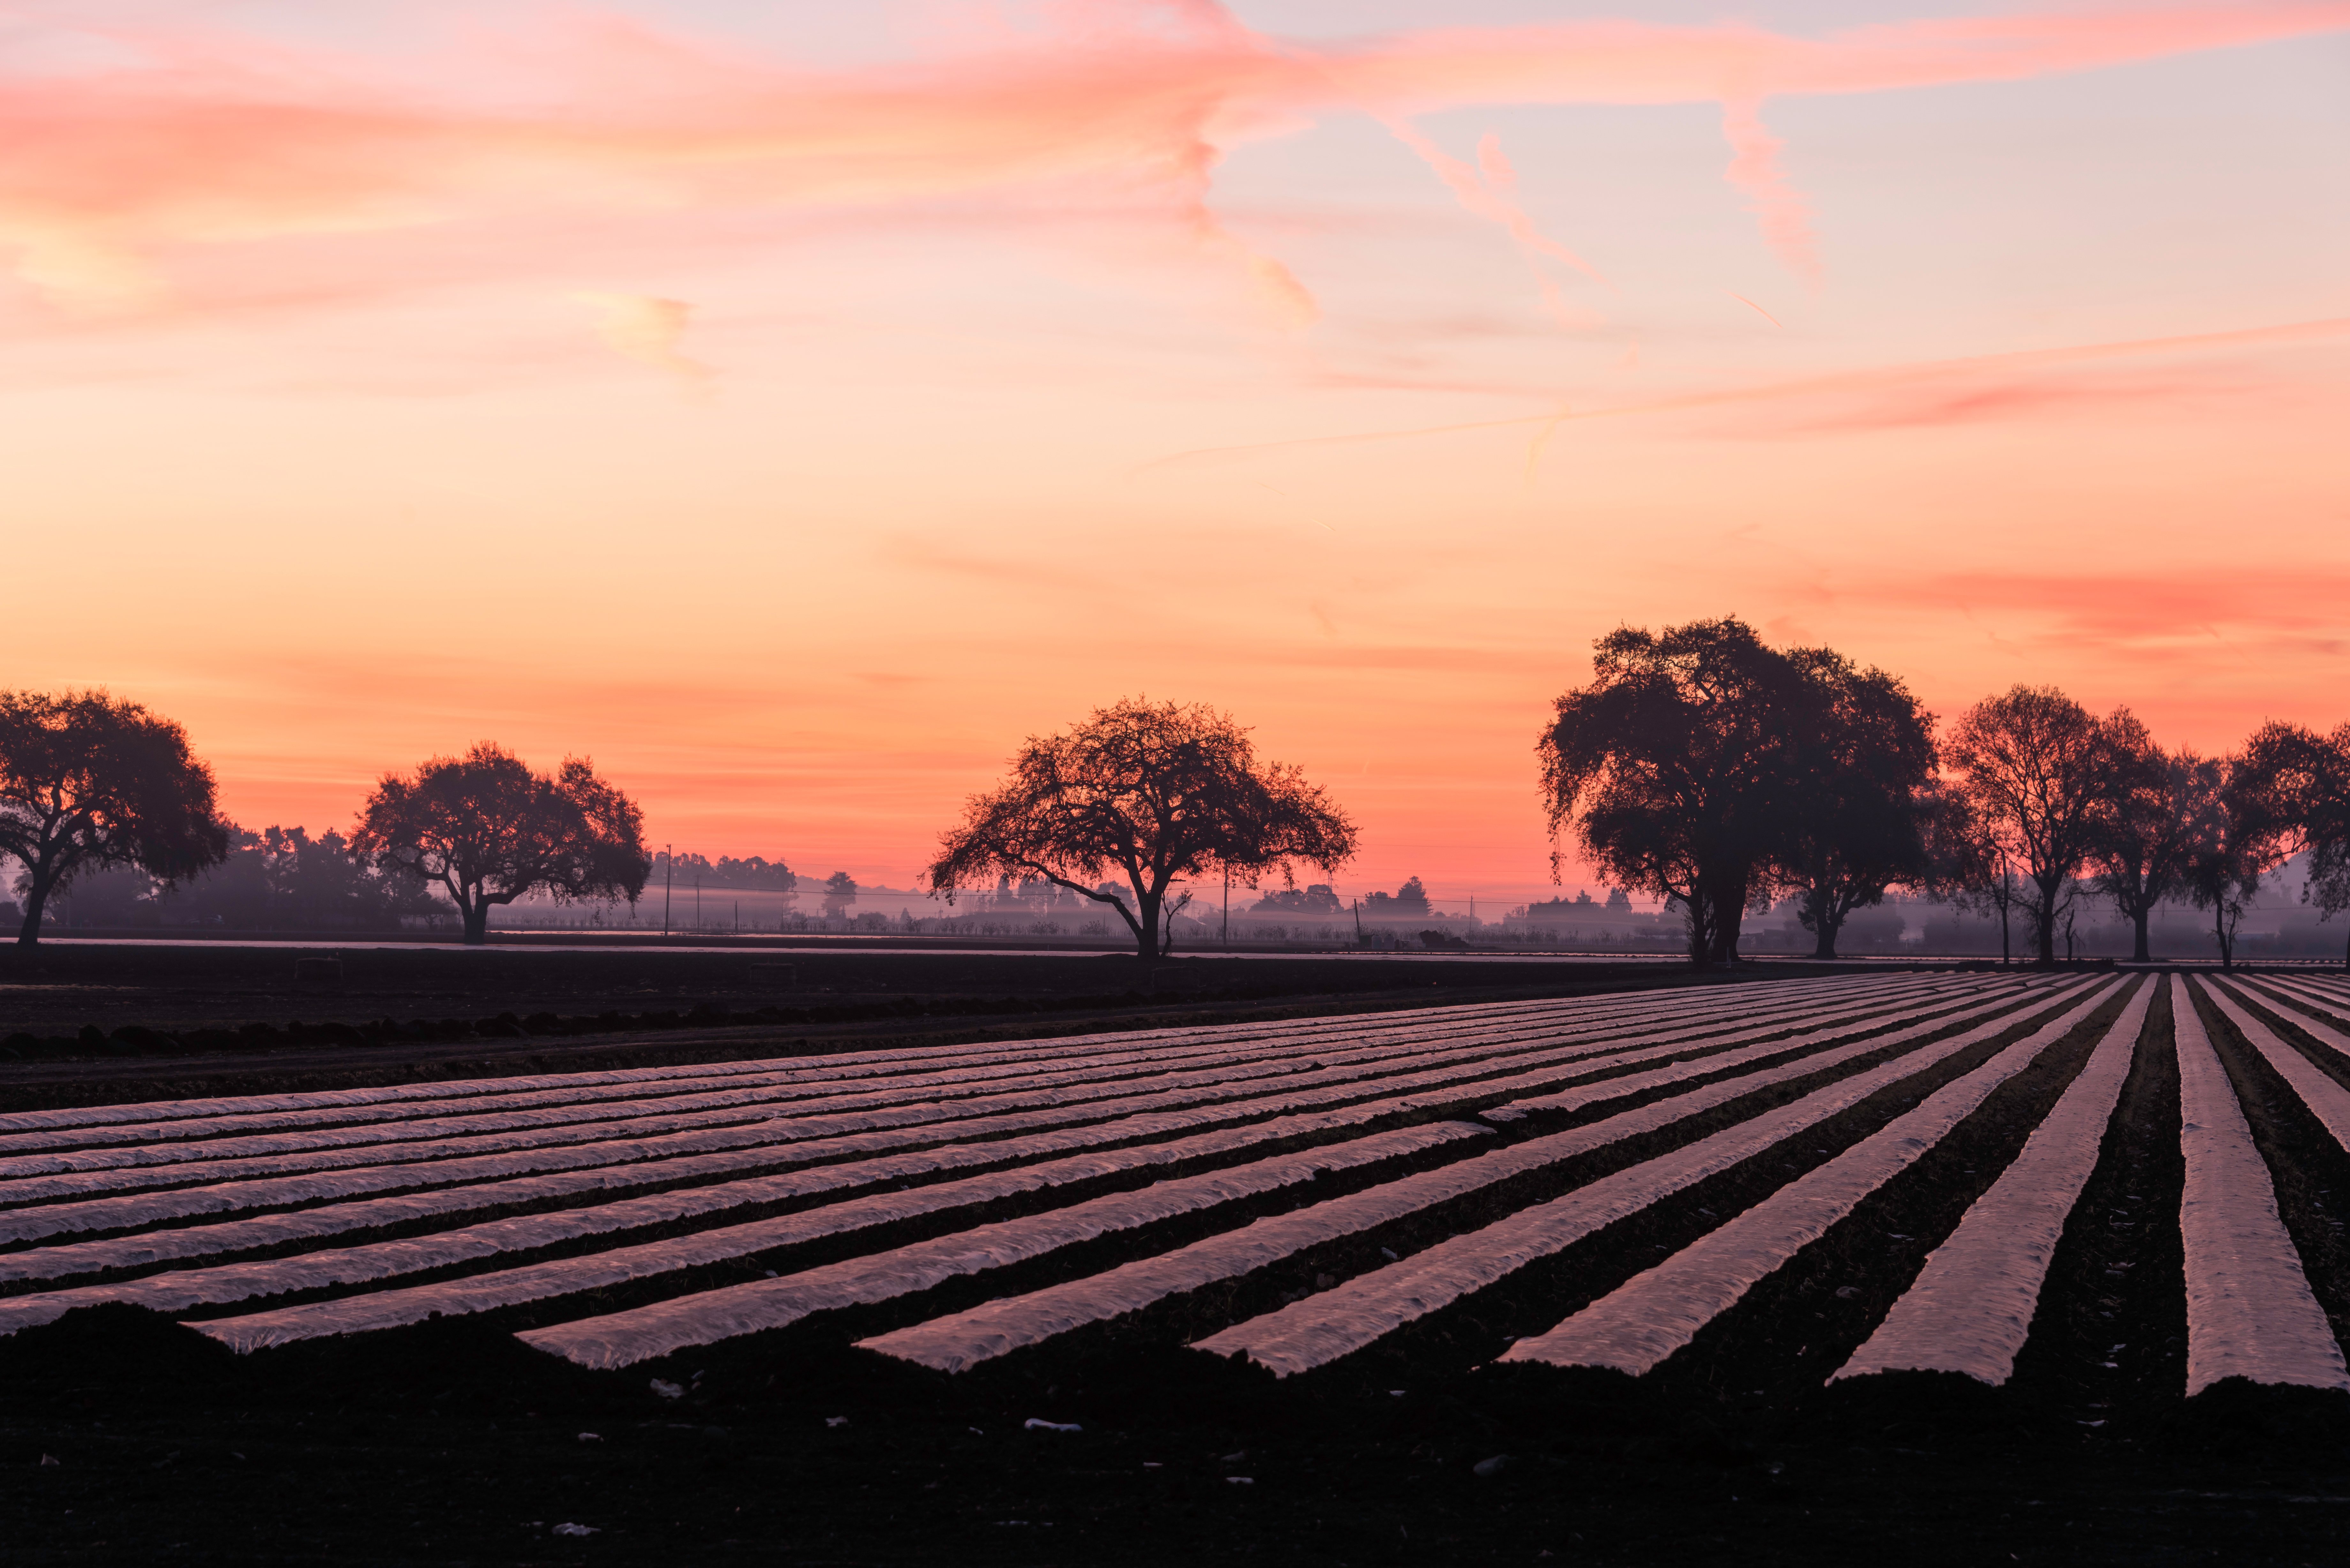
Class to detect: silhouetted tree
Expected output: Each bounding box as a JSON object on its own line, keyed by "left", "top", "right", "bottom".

{"left": 1776, "top": 649, "right": 1937, "bottom": 961}
{"left": 2084, "top": 711, "right": 2201, "bottom": 963}
{"left": 1362, "top": 876, "right": 1432, "bottom": 919}
{"left": 2236, "top": 720, "right": 2350, "bottom": 969}
{"left": 2179, "top": 754, "right": 2282, "bottom": 969}
{"left": 351, "top": 743, "right": 648, "bottom": 945}
{"left": 926, "top": 698, "right": 1356, "bottom": 961}
{"left": 822, "top": 871, "right": 858, "bottom": 917}
{"left": 1944, "top": 686, "right": 2115, "bottom": 966}
{"left": 1537, "top": 618, "right": 1811, "bottom": 968}
{"left": 0, "top": 690, "right": 229, "bottom": 946}
{"left": 1252, "top": 883, "right": 1343, "bottom": 915}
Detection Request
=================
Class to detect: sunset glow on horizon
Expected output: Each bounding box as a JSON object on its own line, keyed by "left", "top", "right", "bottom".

{"left": 6, "top": 0, "right": 2346, "bottom": 906}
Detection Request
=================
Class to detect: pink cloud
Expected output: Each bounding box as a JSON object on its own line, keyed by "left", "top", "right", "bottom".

{"left": 1385, "top": 120, "right": 1609, "bottom": 327}
{"left": 0, "top": 4, "right": 2342, "bottom": 316}
{"left": 1135, "top": 313, "right": 2350, "bottom": 472}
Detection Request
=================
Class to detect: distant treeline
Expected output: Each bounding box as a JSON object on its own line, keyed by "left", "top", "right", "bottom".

{"left": 647, "top": 851, "right": 800, "bottom": 894}
{"left": 11, "top": 831, "right": 808, "bottom": 934}
{"left": 11, "top": 825, "right": 446, "bottom": 932}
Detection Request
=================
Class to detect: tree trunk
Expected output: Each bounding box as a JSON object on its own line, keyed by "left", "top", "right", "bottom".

{"left": 2036, "top": 886, "right": 2058, "bottom": 966}
{"left": 2132, "top": 909, "right": 2150, "bottom": 965}
{"left": 1808, "top": 885, "right": 1839, "bottom": 960}
{"left": 14, "top": 865, "right": 57, "bottom": 947}
{"left": 1678, "top": 894, "right": 1713, "bottom": 970}
{"left": 462, "top": 900, "right": 491, "bottom": 946}
{"left": 2215, "top": 904, "right": 2231, "bottom": 970}
{"left": 1134, "top": 888, "right": 1163, "bottom": 961}
{"left": 1708, "top": 877, "right": 1744, "bottom": 968}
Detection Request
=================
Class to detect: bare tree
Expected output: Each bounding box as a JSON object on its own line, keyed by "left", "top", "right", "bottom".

{"left": 351, "top": 743, "right": 649, "bottom": 945}
{"left": 0, "top": 690, "right": 228, "bottom": 946}
{"left": 2084, "top": 710, "right": 2201, "bottom": 964}
{"left": 926, "top": 698, "right": 1355, "bottom": 961}
{"left": 1944, "top": 686, "right": 2114, "bottom": 966}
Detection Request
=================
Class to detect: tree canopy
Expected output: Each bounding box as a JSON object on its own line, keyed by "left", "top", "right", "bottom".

{"left": 1943, "top": 686, "right": 2114, "bottom": 966}
{"left": 350, "top": 743, "right": 649, "bottom": 945}
{"left": 1776, "top": 648, "right": 1937, "bottom": 960}
{"left": 2084, "top": 711, "right": 2202, "bottom": 963}
{"left": 0, "top": 689, "right": 228, "bottom": 946}
{"left": 926, "top": 697, "right": 1355, "bottom": 960}
{"left": 1538, "top": 618, "right": 1817, "bottom": 967}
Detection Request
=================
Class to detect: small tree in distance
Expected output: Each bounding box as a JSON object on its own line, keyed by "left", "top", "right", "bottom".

{"left": 0, "top": 689, "right": 229, "bottom": 946}
{"left": 2237, "top": 720, "right": 2350, "bottom": 970}
{"left": 2180, "top": 754, "right": 2280, "bottom": 969}
{"left": 1944, "top": 686, "right": 2113, "bottom": 966}
{"left": 351, "top": 743, "right": 649, "bottom": 945}
{"left": 926, "top": 698, "right": 1356, "bottom": 961}
{"left": 2085, "top": 711, "right": 2201, "bottom": 964}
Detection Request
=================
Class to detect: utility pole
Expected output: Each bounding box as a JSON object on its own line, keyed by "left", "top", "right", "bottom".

{"left": 663, "top": 844, "right": 672, "bottom": 937}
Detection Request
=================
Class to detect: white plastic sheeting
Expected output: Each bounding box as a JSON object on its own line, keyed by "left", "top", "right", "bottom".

{"left": 0, "top": 992, "right": 1623, "bottom": 1137}
{"left": 2, "top": 979, "right": 1867, "bottom": 1142}
{"left": 1194, "top": 978, "right": 2096, "bottom": 1376}
{"left": 2202, "top": 981, "right": 2350, "bottom": 1152}
{"left": 1501, "top": 978, "right": 2126, "bottom": 1375}
{"left": 877, "top": 983, "right": 2072, "bottom": 1376}
{"left": 4, "top": 1115, "right": 1494, "bottom": 1339}
{"left": 0, "top": 978, "right": 1894, "bottom": 1187}
{"left": 210, "top": 1121, "right": 1493, "bottom": 1358}
{"left": 1831, "top": 976, "right": 2156, "bottom": 1385}
{"left": 1, "top": 981, "right": 1964, "bottom": 1286}
{"left": 2175, "top": 978, "right": 2349, "bottom": 1396}
{"left": 0, "top": 978, "right": 1955, "bottom": 1245}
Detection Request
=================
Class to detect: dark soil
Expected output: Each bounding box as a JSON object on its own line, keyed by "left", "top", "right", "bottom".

{"left": 6, "top": 963, "right": 2349, "bottom": 1564}
{"left": 6, "top": 1300, "right": 2350, "bottom": 1565}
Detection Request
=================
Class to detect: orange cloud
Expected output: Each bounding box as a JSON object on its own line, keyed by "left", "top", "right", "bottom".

{"left": 574, "top": 290, "right": 712, "bottom": 392}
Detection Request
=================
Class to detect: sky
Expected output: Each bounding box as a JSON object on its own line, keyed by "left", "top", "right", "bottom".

{"left": 4, "top": 0, "right": 2346, "bottom": 908}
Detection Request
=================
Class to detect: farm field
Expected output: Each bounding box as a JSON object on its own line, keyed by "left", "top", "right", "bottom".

{"left": 7, "top": 969, "right": 2350, "bottom": 1563}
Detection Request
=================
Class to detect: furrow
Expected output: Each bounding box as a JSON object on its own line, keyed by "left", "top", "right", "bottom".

{"left": 199, "top": 1122, "right": 1492, "bottom": 1357}
{"left": 2176, "top": 977, "right": 2348, "bottom": 1396}
{"left": 1190, "top": 977, "right": 2094, "bottom": 1378}
{"left": 1830, "top": 976, "right": 2155, "bottom": 1385}
{"left": 870, "top": 982, "right": 2075, "bottom": 1374}
{"left": 0, "top": 981, "right": 1979, "bottom": 1283}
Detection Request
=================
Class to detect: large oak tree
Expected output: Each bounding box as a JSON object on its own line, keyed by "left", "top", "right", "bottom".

{"left": 926, "top": 698, "right": 1355, "bottom": 961}
{"left": 1776, "top": 648, "right": 1938, "bottom": 961}
{"left": 0, "top": 690, "right": 229, "bottom": 946}
{"left": 1538, "top": 618, "right": 1813, "bottom": 968}
{"left": 351, "top": 743, "right": 649, "bottom": 945}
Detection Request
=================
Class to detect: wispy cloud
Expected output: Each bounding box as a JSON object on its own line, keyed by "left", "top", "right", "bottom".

{"left": 1385, "top": 120, "right": 1608, "bottom": 326}
{"left": 1133, "top": 314, "right": 2350, "bottom": 472}
{"left": 574, "top": 290, "right": 712, "bottom": 393}
{"left": 2, "top": 3, "right": 2341, "bottom": 318}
